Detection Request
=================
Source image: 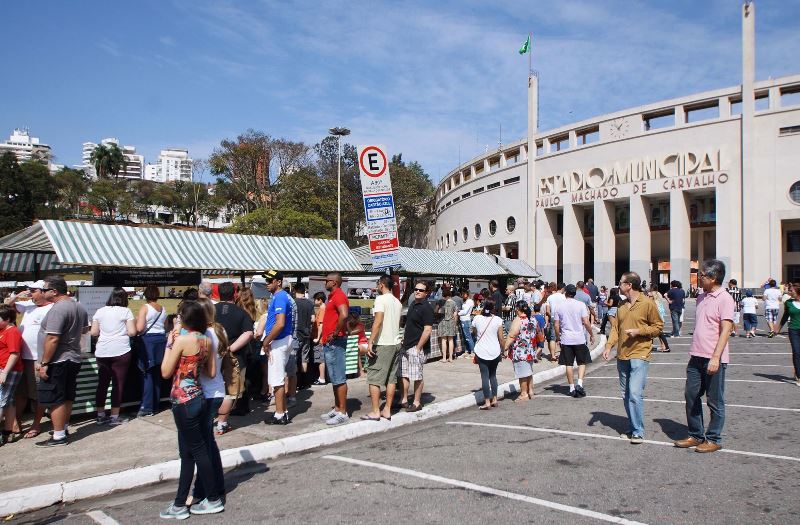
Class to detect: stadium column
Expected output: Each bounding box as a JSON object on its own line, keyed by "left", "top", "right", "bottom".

{"left": 535, "top": 207, "right": 558, "bottom": 282}
{"left": 562, "top": 204, "right": 584, "bottom": 284}
{"left": 670, "top": 190, "right": 691, "bottom": 287}
{"left": 593, "top": 199, "right": 616, "bottom": 287}
{"left": 629, "top": 194, "right": 651, "bottom": 284}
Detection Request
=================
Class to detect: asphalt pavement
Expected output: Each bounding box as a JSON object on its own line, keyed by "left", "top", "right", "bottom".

{"left": 18, "top": 303, "right": 800, "bottom": 525}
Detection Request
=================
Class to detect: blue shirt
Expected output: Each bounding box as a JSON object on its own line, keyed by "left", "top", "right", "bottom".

{"left": 266, "top": 290, "right": 295, "bottom": 340}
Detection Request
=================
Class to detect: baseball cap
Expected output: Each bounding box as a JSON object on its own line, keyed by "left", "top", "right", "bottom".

{"left": 564, "top": 284, "right": 577, "bottom": 295}
{"left": 262, "top": 270, "right": 284, "bottom": 281}
{"left": 28, "top": 280, "right": 46, "bottom": 290}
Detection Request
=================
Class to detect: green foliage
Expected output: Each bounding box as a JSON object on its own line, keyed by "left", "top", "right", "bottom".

{"left": 227, "top": 207, "right": 334, "bottom": 238}
{"left": 87, "top": 178, "right": 126, "bottom": 218}
{"left": 0, "top": 153, "right": 34, "bottom": 235}
{"left": 20, "top": 161, "right": 60, "bottom": 219}
{"left": 90, "top": 143, "right": 125, "bottom": 179}
{"left": 52, "top": 167, "right": 89, "bottom": 216}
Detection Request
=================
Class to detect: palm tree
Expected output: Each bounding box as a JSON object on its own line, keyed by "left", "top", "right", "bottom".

{"left": 90, "top": 143, "right": 125, "bottom": 179}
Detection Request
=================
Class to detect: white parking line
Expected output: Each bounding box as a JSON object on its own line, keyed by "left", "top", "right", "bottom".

{"left": 535, "top": 394, "right": 800, "bottom": 413}
{"left": 649, "top": 363, "right": 793, "bottom": 368}
{"left": 585, "top": 376, "right": 788, "bottom": 384}
{"left": 446, "top": 422, "right": 800, "bottom": 463}
{"left": 86, "top": 510, "right": 121, "bottom": 525}
{"left": 324, "top": 455, "right": 648, "bottom": 525}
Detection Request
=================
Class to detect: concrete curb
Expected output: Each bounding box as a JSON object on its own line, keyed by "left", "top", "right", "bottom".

{"left": 1, "top": 336, "right": 606, "bottom": 516}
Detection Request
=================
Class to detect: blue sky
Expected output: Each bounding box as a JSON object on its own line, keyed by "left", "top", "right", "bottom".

{"left": 2, "top": 0, "right": 798, "bottom": 183}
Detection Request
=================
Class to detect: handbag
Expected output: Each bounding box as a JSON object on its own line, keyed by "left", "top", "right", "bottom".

{"left": 221, "top": 344, "right": 243, "bottom": 397}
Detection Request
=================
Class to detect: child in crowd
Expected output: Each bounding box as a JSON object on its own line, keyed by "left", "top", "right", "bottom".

{"left": 532, "top": 303, "right": 547, "bottom": 362}
{"left": 0, "top": 304, "right": 23, "bottom": 446}
{"left": 346, "top": 311, "right": 368, "bottom": 378}
{"left": 741, "top": 290, "right": 759, "bottom": 338}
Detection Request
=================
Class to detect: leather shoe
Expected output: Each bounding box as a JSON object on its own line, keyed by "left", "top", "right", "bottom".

{"left": 673, "top": 437, "right": 703, "bottom": 448}
{"left": 695, "top": 441, "right": 722, "bottom": 453}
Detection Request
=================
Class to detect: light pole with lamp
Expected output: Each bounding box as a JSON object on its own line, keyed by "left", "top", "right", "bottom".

{"left": 329, "top": 127, "right": 351, "bottom": 240}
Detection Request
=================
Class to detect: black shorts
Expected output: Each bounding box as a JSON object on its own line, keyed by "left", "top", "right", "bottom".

{"left": 558, "top": 344, "right": 592, "bottom": 366}
{"left": 37, "top": 360, "right": 82, "bottom": 406}
{"left": 295, "top": 337, "right": 312, "bottom": 363}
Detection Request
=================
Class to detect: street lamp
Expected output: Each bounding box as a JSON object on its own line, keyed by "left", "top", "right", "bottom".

{"left": 329, "top": 126, "right": 351, "bottom": 240}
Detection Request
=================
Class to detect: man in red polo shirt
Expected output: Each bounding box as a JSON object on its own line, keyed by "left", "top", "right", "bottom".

{"left": 319, "top": 272, "right": 350, "bottom": 425}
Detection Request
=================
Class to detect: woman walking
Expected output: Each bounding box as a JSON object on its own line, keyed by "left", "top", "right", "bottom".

{"left": 648, "top": 284, "right": 671, "bottom": 352}
{"left": 505, "top": 301, "right": 537, "bottom": 401}
{"left": 600, "top": 287, "right": 621, "bottom": 336}
{"left": 91, "top": 288, "right": 136, "bottom": 426}
{"left": 438, "top": 289, "right": 457, "bottom": 362}
{"left": 160, "top": 301, "right": 223, "bottom": 519}
{"left": 776, "top": 283, "right": 800, "bottom": 386}
{"left": 136, "top": 285, "right": 167, "bottom": 417}
{"left": 471, "top": 300, "right": 505, "bottom": 410}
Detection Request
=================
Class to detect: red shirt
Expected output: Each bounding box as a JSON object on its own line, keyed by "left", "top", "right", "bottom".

{"left": 321, "top": 288, "right": 349, "bottom": 342}
{"left": 0, "top": 325, "right": 24, "bottom": 372}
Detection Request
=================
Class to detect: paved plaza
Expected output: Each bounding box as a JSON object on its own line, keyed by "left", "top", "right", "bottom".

{"left": 14, "top": 302, "right": 800, "bottom": 524}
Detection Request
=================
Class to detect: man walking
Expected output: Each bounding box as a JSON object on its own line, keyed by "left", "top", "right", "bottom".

{"left": 214, "top": 282, "right": 253, "bottom": 432}
{"left": 262, "top": 272, "right": 295, "bottom": 425}
{"left": 457, "top": 289, "right": 475, "bottom": 356}
{"left": 602, "top": 272, "right": 663, "bottom": 444}
{"left": 362, "top": 275, "right": 402, "bottom": 420}
{"left": 763, "top": 279, "right": 782, "bottom": 337}
{"left": 35, "top": 276, "right": 89, "bottom": 447}
{"left": 319, "top": 273, "right": 350, "bottom": 425}
{"left": 666, "top": 281, "right": 686, "bottom": 337}
{"left": 554, "top": 284, "right": 595, "bottom": 397}
{"left": 400, "top": 281, "right": 434, "bottom": 411}
{"left": 545, "top": 283, "right": 567, "bottom": 361}
{"left": 501, "top": 284, "right": 517, "bottom": 334}
{"left": 674, "top": 259, "right": 734, "bottom": 453}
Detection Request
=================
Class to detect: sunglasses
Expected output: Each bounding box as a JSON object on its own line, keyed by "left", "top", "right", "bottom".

{"left": 414, "top": 288, "right": 427, "bottom": 292}
{"left": 41, "top": 288, "right": 54, "bottom": 292}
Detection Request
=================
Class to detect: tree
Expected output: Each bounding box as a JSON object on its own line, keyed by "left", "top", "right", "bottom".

{"left": 87, "top": 178, "right": 126, "bottom": 219}
{"left": 90, "top": 143, "right": 125, "bottom": 179}
{"left": 313, "top": 137, "right": 364, "bottom": 247}
{"left": 0, "top": 152, "right": 34, "bottom": 235}
{"left": 53, "top": 167, "right": 89, "bottom": 217}
{"left": 227, "top": 207, "right": 334, "bottom": 238}
{"left": 208, "top": 130, "right": 312, "bottom": 213}
{"left": 20, "top": 161, "right": 60, "bottom": 219}
{"left": 390, "top": 158, "right": 435, "bottom": 248}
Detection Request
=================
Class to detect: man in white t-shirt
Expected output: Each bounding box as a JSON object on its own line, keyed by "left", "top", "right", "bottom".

{"left": 554, "top": 284, "right": 595, "bottom": 397}
{"left": 546, "top": 283, "right": 567, "bottom": 361}
{"left": 364, "top": 275, "right": 403, "bottom": 420}
{"left": 763, "top": 279, "right": 783, "bottom": 337}
{"left": 6, "top": 281, "right": 53, "bottom": 437}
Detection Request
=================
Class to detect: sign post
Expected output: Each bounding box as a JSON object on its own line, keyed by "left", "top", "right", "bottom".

{"left": 357, "top": 145, "right": 400, "bottom": 270}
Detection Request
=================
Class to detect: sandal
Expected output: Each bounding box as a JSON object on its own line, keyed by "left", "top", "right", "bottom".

{"left": 214, "top": 423, "right": 232, "bottom": 436}
{"left": 479, "top": 405, "right": 491, "bottom": 410}
{"left": 24, "top": 428, "right": 41, "bottom": 439}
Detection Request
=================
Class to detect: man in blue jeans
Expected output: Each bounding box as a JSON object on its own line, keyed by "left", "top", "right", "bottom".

{"left": 603, "top": 271, "right": 663, "bottom": 444}
{"left": 319, "top": 272, "right": 350, "bottom": 426}
{"left": 666, "top": 280, "right": 686, "bottom": 337}
{"left": 457, "top": 289, "right": 475, "bottom": 355}
{"left": 674, "top": 259, "right": 734, "bottom": 453}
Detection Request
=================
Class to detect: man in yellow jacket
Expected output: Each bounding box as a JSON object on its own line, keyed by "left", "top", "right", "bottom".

{"left": 602, "top": 271, "right": 663, "bottom": 444}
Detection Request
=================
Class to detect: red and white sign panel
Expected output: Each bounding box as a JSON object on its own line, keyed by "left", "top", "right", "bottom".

{"left": 358, "top": 144, "right": 400, "bottom": 270}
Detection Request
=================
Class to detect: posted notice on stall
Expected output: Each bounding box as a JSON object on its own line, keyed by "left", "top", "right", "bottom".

{"left": 358, "top": 144, "right": 400, "bottom": 270}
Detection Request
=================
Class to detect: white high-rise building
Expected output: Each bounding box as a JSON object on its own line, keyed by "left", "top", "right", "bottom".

{"left": 144, "top": 148, "right": 193, "bottom": 183}
{"left": 79, "top": 138, "right": 144, "bottom": 179}
{"left": 0, "top": 128, "right": 51, "bottom": 164}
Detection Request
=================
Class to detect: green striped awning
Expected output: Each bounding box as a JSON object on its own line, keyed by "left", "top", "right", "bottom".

{"left": 0, "top": 221, "right": 364, "bottom": 273}
{"left": 0, "top": 252, "right": 77, "bottom": 274}
{"left": 352, "top": 245, "right": 508, "bottom": 276}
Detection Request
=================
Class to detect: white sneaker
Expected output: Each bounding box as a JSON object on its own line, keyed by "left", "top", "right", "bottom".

{"left": 320, "top": 409, "right": 337, "bottom": 421}
{"left": 325, "top": 412, "right": 350, "bottom": 425}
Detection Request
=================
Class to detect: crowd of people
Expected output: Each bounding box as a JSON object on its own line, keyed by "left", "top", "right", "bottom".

{"left": 1, "top": 265, "right": 799, "bottom": 518}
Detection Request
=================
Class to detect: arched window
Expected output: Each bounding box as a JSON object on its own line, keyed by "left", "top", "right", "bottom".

{"left": 489, "top": 220, "right": 497, "bottom": 236}
{"left": 506, "top": 216, "right": 516, "bottom": 233}
{"left": 463, "top": 227, "right": 468, "bottom": 241}
{"left": 474, "top": 224, "right": 482, "bottom": 239}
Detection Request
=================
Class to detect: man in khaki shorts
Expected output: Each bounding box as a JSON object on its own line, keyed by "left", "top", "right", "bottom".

{"left": 362, "top": 275, "right": 402, "bottom": 421}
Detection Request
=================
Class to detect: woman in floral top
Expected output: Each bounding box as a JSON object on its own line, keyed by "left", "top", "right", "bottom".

{"left": 505, "top": 301, "right": 537, "bottom": 402}
{"left": 159, "top": 301, "right": 223, "bottom": 519}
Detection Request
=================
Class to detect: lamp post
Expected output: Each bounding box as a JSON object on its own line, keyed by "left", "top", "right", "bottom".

{"left": 329, "top": 127, "right": 351, "bottom": 240}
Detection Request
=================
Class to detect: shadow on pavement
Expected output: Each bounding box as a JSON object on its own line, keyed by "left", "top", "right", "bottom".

{"left": 753, "top": 372, "right": 795, "bottom": 383}
{"left": 543, "top": 384, "right": 572, "bottom": 396}
{"left": 586, "top": 411, "right": 629, "bottom": 434}
{"left": 652, "top": 418, "right": 687, "bottom": 440}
